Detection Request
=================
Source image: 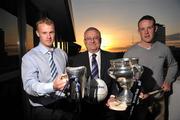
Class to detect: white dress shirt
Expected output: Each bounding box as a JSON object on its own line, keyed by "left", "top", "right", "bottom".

{"left": 88, "top": 50, "right": 101, "bottom": 78}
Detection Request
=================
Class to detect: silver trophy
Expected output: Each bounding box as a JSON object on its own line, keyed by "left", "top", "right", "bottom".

{"left": 66, "top": 66, "right": 87, "bottom": 100}
{"left": 108, "top": 58, "right": 143, "bottom": 106}
{"left": 130, "top": 57, "right": 144, "bottom": 80}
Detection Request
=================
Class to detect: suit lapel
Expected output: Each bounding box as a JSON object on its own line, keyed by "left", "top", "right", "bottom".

{"left": 83, "top": 51, "right": 91, "bottom": 77}
{"left": 100, "top": 50, "right": 106, "bottom": 79}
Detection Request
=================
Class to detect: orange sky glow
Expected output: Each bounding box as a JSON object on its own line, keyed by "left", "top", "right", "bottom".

{"left": 75, "top": 26, "right": 140, "bottom": 52}
{"left": 71, "top": 0, "right": 180, "bottom": 53}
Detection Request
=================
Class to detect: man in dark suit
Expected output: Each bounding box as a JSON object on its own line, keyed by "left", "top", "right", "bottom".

{"left": 70, "top": 27, "right": 127, "bottom": 120}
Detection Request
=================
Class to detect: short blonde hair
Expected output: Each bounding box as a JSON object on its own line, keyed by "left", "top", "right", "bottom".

{"left": 36, "top": 17, "right": 55, "bottom": 30}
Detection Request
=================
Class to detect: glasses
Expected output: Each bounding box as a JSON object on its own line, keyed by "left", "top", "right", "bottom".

{"left": 85, "top": 37, "right": 100, "bottom": 41}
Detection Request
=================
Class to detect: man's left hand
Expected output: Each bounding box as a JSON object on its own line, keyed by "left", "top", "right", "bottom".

{"left": 161, "top": 81, "right": 171, "bottom": 92}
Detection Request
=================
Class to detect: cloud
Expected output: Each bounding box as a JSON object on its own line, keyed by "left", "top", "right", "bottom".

{"left": 166, "top": 33, "right": 180, "bottom": 40}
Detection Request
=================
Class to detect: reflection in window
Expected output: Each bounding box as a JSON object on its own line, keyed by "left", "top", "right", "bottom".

{"left": 0, "top": 8, "right": 19, "bottom": 74}
{"left": 26, "top": 24, "right": 33, "bottom": 52}
{"left": 0, "top": 8, "right": 34, "bottom": 75}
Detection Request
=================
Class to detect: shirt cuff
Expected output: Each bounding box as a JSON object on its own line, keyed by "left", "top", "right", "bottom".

{"left": 44, "top": 82, "right": 55, "bottom": 93}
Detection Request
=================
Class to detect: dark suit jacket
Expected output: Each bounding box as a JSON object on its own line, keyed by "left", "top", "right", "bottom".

{"left": 69, "top": 50, "right": 126, "bottom": 120}
{"left": 69, "top": 50, "right": 118, "bottom": 98}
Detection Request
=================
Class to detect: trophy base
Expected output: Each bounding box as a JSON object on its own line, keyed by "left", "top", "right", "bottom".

{"left": 109, "top": 99, "right": 128, "bottom": 111}
{"left": 119, "top": 89, "right": 133, "bottom": 105}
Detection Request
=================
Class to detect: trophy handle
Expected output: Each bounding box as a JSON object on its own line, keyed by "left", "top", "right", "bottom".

{"left": 132, "top": 64, "right": 144, "bottom": 80}
{"left": 108, "top": 67, "right": 116, "bottom": 79}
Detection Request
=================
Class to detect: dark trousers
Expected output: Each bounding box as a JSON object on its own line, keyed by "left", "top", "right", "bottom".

{"left": 31, "top": 99, "right": 77, "bottom": 120}
{"left": 129, "top": 105, "right": 149, "bottom": 120}
{"left": 129, "top": 96, "right": 166, "bottom": 120}
{"left": 79, "top": 102, "right": 104, "bottom": 120}
{"left": 107, "top": 109, "right": 129, "bottom": 120}
{"left": 79, "top": 102, "right": 129, "bottom": 120}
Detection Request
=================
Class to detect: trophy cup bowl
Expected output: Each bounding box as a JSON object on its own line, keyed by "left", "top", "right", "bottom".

{"left": 108, "top": 58, "right": 134, "bottom": 106}
{"left": 66, "top": 66, "right": 87, "bottom": 100}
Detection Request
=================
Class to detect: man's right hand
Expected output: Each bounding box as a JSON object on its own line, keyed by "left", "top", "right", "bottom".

{"left": 53, "top": 74, "right": 68, "bottom": 91}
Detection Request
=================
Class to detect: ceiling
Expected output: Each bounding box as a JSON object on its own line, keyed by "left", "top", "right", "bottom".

{"left": 30, "top": 0, "right": 75, "bottom": 42}
{"left": 0, "top": 0, "right": 76, "bottom": 42}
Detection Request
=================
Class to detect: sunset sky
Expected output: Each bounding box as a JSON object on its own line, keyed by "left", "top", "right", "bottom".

{"left": 71, "top": 0, "right": 180, "bottom": 52}
{"left": 0, "top": 0, "right": 180, "bottom": 54}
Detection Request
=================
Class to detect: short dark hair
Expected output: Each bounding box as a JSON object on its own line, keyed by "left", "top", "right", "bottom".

{"left": 138, "top": 15, "right": 156, "bottom": 27}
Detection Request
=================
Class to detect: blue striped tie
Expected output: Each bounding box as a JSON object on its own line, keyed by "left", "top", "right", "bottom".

{"left": 91, "top": 54, "right": 99, "bottom": 79}
{"left": 48, "top": 51, "right": 58, "bottom": 80}
{"left": 48, "top": 51, "right": 66, "bottom": 97}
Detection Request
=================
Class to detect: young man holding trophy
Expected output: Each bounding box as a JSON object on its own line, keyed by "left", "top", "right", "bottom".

{"left": 123, "top": 15, "right": 178, "bottom": 120}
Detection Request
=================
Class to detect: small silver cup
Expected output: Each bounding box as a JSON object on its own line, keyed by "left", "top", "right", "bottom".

{"left": 66, "top": 66, "right": 87, "bottom": 100}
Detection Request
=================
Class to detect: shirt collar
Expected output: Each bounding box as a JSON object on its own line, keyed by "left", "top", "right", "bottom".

{"left": 38, "top": 43, "right": 54, "bottom": 54}
{"left": 88, "top": 50, "right": 101, "bottom": 58}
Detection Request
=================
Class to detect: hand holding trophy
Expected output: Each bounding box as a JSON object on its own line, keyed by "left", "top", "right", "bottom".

{"left": 107, "top": 58, "right": 143, "bottom": 111}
